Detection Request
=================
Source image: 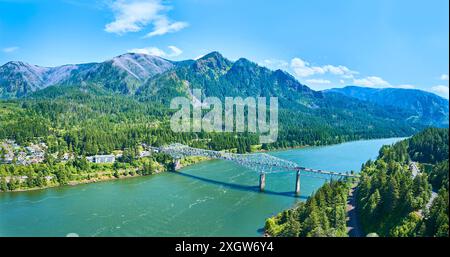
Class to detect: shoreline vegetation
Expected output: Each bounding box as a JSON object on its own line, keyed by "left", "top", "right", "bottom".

{"left": 0, "top": 154, "right": 209, "bottom": 193}
{"left": 355, "top": 128, "right": 448, "bottom": 237}
{"left": 265, "top": 180, "right": 352, "bottom": 237}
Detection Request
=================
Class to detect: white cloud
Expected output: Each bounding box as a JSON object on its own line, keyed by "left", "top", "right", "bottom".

{"left": 352, "top": 76, "right": 390, "bottom": 88}
{"left": 105, "top": 0, "right": 163, "bottom": 34}
{"left": 396, "top": 84, "right": 416, "bottom": 89}
{"left": 352, "top": 76, "right": 416, "bottom": 89}
{"left": 290, "top": 58, "right": 319, "bottom": 77}
{"left": 306, "top": 79, "right": 331, "bottom": 84}
{"left": 105, "top": 0, "right": 188, "bottom": 36}
{"left": 260, "top": 59, "right": 289, "bottom": 70}
{"left": 127, "top": 45, "right": 183, "bottom": 58}
{"left": 290, "top": 57, "right": 357, "bottom": 78}
{"left": 167, "top": 45, "right": 183, "bottom": 57}
{"left": 273, "top": 56, "right": 419, "bottom": 91}
{"left": 323, "top": 65, "right": 354, "bottom": 76}
{"left": 2, "top": 46, "right": 19, "bottom": 53}
{"left": 144, "top": 17, "right": 188, "bottom": 37}
{"left": 440, "top": 74, "right": 449, "bottom": 81}
{"left": 430, "top": 85, "right": 449, "bottom": 99}
{"left": 128, "top": 47, "right": 165, "bottom": 56}
{"left": 194, "top": 54, "right": 205, "bottom": 60}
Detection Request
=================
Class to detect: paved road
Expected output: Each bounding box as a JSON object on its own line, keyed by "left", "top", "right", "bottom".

{"left": 346, "top": 185, "right": 363, "bottom": 237}
{"left": 426, "top": 192, "right": 438, "bottom": 210}
{"left": 409, "top": 161, "right": 438, "bottom": 215}
{"left": 410, "top": 162, "right": 420, "bottom": 178}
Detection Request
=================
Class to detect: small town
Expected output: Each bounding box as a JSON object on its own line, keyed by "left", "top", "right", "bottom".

{"left": 0, "top": 140, "right": 156, "bottom": 166}
{"left": 0, "top": 140, "right": 164, "bottom": 186}
{"left": 1, "top": 140, "right": 47, "bottom": 165}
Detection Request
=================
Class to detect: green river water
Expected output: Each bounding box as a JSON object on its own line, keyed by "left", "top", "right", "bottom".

{"left": 0, "top": 138, "right": 402, "bottom": 236}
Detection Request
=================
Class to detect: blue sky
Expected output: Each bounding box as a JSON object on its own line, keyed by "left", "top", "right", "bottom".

{"left": 0, "top": 0, "right": 448, "bottom": 97}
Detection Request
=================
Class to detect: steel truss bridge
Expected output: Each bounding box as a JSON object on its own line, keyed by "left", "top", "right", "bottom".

{"left": 151, "top": 143, "right": 358, "bottom": 195}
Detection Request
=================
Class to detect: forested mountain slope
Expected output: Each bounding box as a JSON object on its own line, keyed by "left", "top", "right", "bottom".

{"left": 0, "top": 51, "right": 443, "bottom": 154}
{"left": 356, "top": 128, "right": 449, "bottom": 237}
{"left": 326, "top": 86, "right": 449, "bottom": 127}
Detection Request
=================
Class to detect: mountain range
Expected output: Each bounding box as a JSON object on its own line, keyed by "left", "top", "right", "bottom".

{"left": 326, "top": 86, "right": 449, "bottom": 127}
{"left": 0, "top": 53, "right": 176, "bottom": 97}
{"left": 0, "top": 51, "right": 448, "bottom": 129}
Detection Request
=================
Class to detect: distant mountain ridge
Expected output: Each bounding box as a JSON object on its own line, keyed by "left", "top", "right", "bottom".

{"left": 0, "top": 61, "right": 78, "bottom": 97}
{"left": 0, "top": 52, "right": 448, "bottom": 129}
{"left": 0, "top": 53, "right": 175, "bottom": 97}
{"left": 136, "top": 52, "right": 320, "bottom": 109}
{"left": 325, "top": 86, "right": 449, "bottom": 127}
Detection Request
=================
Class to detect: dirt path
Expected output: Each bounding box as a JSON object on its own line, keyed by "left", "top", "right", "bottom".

{"left": 346, "top": 185, "right": 363, "bottom": 237}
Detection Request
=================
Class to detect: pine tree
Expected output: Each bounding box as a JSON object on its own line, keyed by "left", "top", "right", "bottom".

{"left": 0, "top": 176, "right": 7, "bottom": 191}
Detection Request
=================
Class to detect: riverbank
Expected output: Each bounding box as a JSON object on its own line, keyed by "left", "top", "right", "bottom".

{"left": 264, "top": 180, "right": 352, "bottom": 237}
{"left": 1, "top": 156, "right": 209, "bottom": 193}
{"left": 3, "top": 169, "right": 159, "bottom": 193}
{"left": 0, "top": 144, "right": 326, "bottom": 193}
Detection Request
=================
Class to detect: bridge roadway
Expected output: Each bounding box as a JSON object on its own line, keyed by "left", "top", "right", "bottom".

{"left": 150, "top": 143, "right": 358, "bottom": 195}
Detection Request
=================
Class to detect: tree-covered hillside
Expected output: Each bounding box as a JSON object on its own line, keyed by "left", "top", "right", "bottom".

{"left": 326, "top": 86, "right": 449, "bottom": 127}
{"left": 1, "top": 51, "right": 445, "bottom": 134}
{"left": 0, "top": 82, "right": 421, "bottom": 157}
{"left": 356, "top": 128, "right": 449, "bottom": 237}
{"left": 265, "top": 181, "right": 350, "bottom": 237}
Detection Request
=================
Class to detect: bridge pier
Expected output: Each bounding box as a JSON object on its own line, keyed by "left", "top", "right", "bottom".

{"left": 295, "top": 170, "right": 301, "bottom": 196}
{"left": 259, "top": 173, "right": 266, "bottom": 192}
{"left": 171, "top": 159, "right": 181, "bottom": 171}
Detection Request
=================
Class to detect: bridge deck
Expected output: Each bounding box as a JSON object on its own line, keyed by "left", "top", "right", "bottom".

{"left": 151, "top": 144, "right": 358, "bottom": 178}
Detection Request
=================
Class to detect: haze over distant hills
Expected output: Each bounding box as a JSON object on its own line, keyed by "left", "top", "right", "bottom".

{"left": 0, "top": 51, "right": 448, "bottom": 129}
{"left": 326, "top": 86, "right": 449, "bottom": 127}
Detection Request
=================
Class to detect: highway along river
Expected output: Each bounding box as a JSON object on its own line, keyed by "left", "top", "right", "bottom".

{"left": 0, "top": 138, "right": 402, "bottom": 236}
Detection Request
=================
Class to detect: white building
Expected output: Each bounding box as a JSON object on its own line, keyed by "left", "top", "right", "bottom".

{"left": 87, "top": 155, "right": 115, "bottom": 164}
{"left": 140, "top": 151, "right": 151, "bottom": 157}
